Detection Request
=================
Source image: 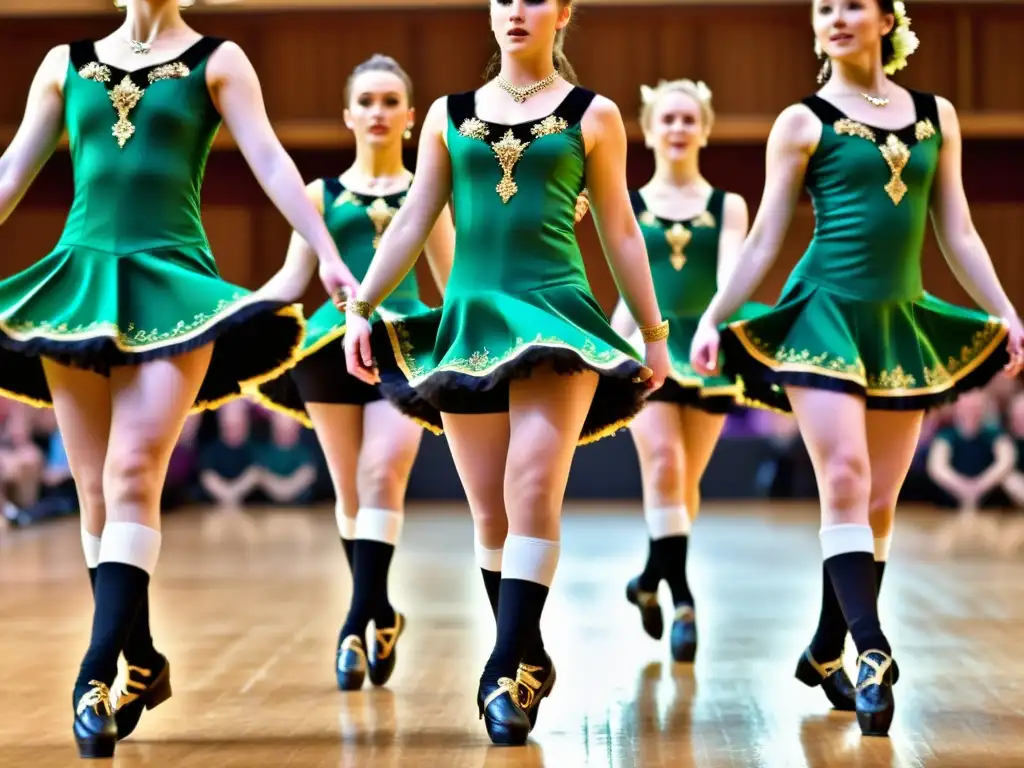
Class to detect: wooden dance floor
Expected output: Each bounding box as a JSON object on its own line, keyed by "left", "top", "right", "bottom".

{"left": 1, "top": 502, "right": 1023, "bottom": 767}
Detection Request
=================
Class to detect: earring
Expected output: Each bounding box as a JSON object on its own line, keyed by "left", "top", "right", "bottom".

{"left": 816, "top": 58, "right": 831, "bottom": 84}
{"left": 403, "top": 127, "right": 413, "bottom": 140}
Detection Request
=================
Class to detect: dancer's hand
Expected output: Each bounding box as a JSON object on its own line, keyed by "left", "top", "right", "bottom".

{"left": 690, "top": 316, "right": 721, "bottom": 377}
{"left": 643, "top": 339, "right": 669, "bottom": 392}
{"left": 1004, "top": 313, "right": 1024, "bottom": 377}
{"left": 319, "top": 259, "right": 360, "bottom": 309}
{"left": 574, "top": 189, "right": 590, "bottom": 224}
{"left": 343, "top": 313, "right": 380, "bottom": 385}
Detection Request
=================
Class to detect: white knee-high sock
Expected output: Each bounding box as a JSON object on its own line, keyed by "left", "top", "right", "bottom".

{"left": 336, "top": 502, "right": 357, "bottom": 541}
{"left": 502, "top": 534, "right": 560, "bottom": 586}
{"left": 819, "top": 523, "right": 874, "bottom": 560}
{"left": 474, "top": 532, "right": 504, "bottom": 572}
{"left": 99, "top": 522, "right": 162, "bottom": 575}
{"left": 645, "top": 505, "right": 690, "bottom": 540}
{"left": 355, "top": 507, "right": 404, "bottom": 545}
{"left": 82, "top": 527, "right": 102, "bottom": 570}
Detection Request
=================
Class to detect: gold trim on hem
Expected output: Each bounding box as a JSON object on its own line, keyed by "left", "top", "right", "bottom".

{"left": 245, "top": 387, "right": 314, "bottom": 429}
{"left": 727, "top": 317, "right": 1008, "bottom": 399}
{"left": 381, "top": 315, "right": 644, "bottom": 386}
{"left": 0, "top": 303, "right": 308, "bottom": 413}
{"left": 191, "top": 303, "right": 308, "bottom": 414}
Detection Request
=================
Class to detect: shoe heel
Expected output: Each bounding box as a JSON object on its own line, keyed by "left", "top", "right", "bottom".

{"left": 794, "top": 654, "right": 822, "bottom": 688}
{"left": 856, "top": 706, "right": 893, "bottom": 737}
{"left": 146, "top": 669, "right": 172, "bottom": 710}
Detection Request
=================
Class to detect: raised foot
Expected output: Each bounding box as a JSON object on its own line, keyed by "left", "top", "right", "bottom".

{"left": 794, "top": 647, "right": 856, "bottom": 712}
{"left": 516, "top": 655, "right": 556, "bottom": 731}
{"left": 625, "top": 576, "right": 664, "bottom": 640}
{"left": 114, "top": 654, "right": 172, "bottom": 741}
{"left": 369, "top": 611, "right": 405, "bottom": 687}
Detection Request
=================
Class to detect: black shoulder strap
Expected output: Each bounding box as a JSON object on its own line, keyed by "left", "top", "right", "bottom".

{"left": 68, "top": 40, "right": 96, "bottom": 69}
{"left": 446, "top": 90, "right": 477, "bottom": 128}
{"left": 909, "top": 89, "right": 940, "bottom": 129}
{"left": 707, "top": 188, "right": 727, "bottom": 223}
{"left": 801, "top": 94, "right": 845, "bottom": 125}
{"left": 628, "top": 189, "right": 645, "bottom": 216}
{"left": 558, "top": 87, "right": 597, "bottom": 127}
{"left": 323, "top": 177, "right": 343, "bottom": 206}
{"left": 181, "top": 36, "right": 226, "bottom": 69}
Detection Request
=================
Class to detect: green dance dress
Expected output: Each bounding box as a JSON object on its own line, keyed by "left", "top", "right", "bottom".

{"left": 0, "top": 38, "right": 305, "bottom": 410}
{"left": 370, "top": 87, "right": 650, "bottom": 444}
{"left": 253, "top": 178, "right": 429, "bottom": 427}
{"left": 628, "top": 187, "right": 766, "bottom": 414}
{"left": 721, "top": 90, "right": 1008, "bottom": 412}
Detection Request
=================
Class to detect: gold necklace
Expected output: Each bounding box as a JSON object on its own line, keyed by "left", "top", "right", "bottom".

{"left": 496, "top": 72, "right": 559, "bottom": 104}
{"left": 860, "top": 91, "right": 889, "bottom": 107}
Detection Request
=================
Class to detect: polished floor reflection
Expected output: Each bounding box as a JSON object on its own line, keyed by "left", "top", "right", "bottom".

{"left": 1, "top": 502, "right": 1023, "bottom": 767}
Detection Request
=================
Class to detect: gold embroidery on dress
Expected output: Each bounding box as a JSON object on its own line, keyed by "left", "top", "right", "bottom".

{"left": 110, "top": 76, "right": 144, "bottom": 148}
{"left": 492, "top": 130, "right": 529, "bottom": 203}
{"left": 1, "top": 292, "right": 249, "bottom": 347}
{"left": 148, "top": 62, "right": 191, "bottom": 84}
{"left": 78, "top": 62, "right": 111, "bottom": 83}
{"left": 691, "top": 211, "right": 716, "bottom": 228}
{"left": 78, "top": 60, "right": 192, "bottom": 148}
{"left": 530, "top": 115, "right": 568, "bottom": 138}
{"left": 665, "top": 223, "right": 691, "bottom": 271}
{"left": 458, "top": 117, "right": 489, "bottom": 140}
{"left": 833, "top": 118, "right": 876, "bottom": 142}
{"left": 639, "top": 211, "right": 657, "bottom": 227}
{"left": 880, "top": 133, "right": 910, "bottom": 205}
{"left": 923, "top": 322, "right": 1004, "bottom": 387}
{"left": 833, "top": 118, "right": 913, "bottom": 206}
{"left": 366, "top": 197, "right": 397, "bottom": 248}
{"left": 333, "top": 190, "right": 358, "bottom": 208}
{"left": 914, "top": 118, "right": 936, "bottom": 141}
{"left": 867, "top": 366, "right": 916, "bottom": 390}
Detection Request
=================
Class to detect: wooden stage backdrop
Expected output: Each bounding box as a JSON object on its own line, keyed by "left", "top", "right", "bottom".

{"left": 1, "top": 1, "right": 1023, "bottom": 314}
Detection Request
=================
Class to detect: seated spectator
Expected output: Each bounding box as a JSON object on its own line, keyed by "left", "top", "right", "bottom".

{"left": 164, "top": 414, "right": 202, "bottom": 510}
{"left": 927, "top": 390, "right": 1015, "bottom": 510}
{"left": 198, "top": 401, "right": 260, "bottom": 506}
{"left": 253, "top": 411, "right": 317, "bottom": 505}
{"left": 1000, "top": 392, "right": 1024, "bottom": 508}
{"left": 0, "top": 404, "right": 45, "bottom": 523}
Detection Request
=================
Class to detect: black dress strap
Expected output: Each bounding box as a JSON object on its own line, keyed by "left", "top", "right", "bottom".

{"left": 707, "top": 188, "right": 727, "bottom": 224}
{"left": 800, "top": 94, "right": 845, "bottom": 125}
{"left": 446, "top": 90, "right": 477, "bottom": 129}
{"left": 68, "top": 40, "right": 95, "bottom": 70}
{"left": 323, "top": 177, "right": 343, "bottom": 206}
{"left": 909, "top": 89, "right": 940, "bottom": 129}
{"left": 558, "top": 87, "right": 597, "bottom": 127}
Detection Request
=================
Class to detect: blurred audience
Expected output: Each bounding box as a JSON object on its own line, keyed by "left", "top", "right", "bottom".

{"left": 1, "top": 373, "right": 1022, "bottom": 533}
{"left": 926, "top": 389, "right": 1015, "bottom": 510}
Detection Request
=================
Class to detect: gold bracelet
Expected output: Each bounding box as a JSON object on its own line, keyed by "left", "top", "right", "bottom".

{"left": 348, "top": 299, "right": 375, "bottom": 319}
{"left": 639, "top": 319, "right": 669, "bottom": 343}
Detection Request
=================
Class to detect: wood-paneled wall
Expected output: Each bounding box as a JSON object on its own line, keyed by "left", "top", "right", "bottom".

{"left": 2, "top": 3, "right": 1023, "bottom": 314}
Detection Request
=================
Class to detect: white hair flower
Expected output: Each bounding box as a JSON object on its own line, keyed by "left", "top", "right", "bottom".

{"left": 884, "top": 1, "right": 920, "bottom": 74}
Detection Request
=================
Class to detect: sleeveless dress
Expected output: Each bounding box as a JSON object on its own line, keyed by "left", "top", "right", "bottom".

{"left": 720, "top": 90, "right": 1008, "bottom": 412}
{"left": 369, "top": 86, "right": 650, "bottom": 445}
{"left": 252, "top": 178, "right": 429, "bottom": 427}
{"left": 0, "top": 38, "right": 304, "bottom": 410}
{"left": 629, "top": 187, "right": 767, "bottom": 414}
